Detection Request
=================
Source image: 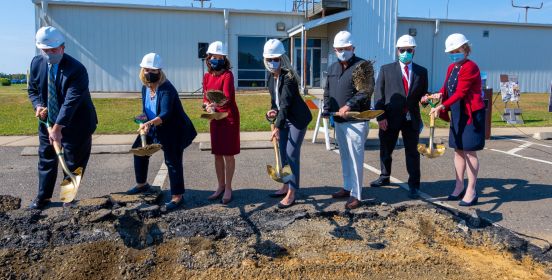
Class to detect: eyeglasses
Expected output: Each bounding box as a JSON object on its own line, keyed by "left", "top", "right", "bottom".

{"left": 398, "top": 48, "right": 414, "bottom": 54}
{"left": 266, "top": 57, "right": 280, "bottom": 62}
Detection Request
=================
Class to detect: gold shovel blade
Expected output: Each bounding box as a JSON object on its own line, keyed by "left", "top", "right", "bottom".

{"left": 130, "top": 144, "right": 163, "bottom": 157}
{"left": 59, "top": 167, "right": 83, "bottom": 203}
{"left": 266, "top": 164, "right": 293, "bottom": 183}
{"left": 200, "top": 112, "right": 229, "bottom": 121}
{"left": 417, "top": 144, "right": 446, "bottom": 158}
{"left": 352, "top": 110, "right": 385, "bottom": 120}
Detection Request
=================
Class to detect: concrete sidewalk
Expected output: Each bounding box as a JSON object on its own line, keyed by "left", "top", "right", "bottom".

{"left": 1, "top": 126, "right": 550, "bottom": 147}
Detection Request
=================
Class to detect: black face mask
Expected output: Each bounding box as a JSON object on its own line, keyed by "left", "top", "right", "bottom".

{"left": 145, "top": 72, "right": 160, "bottom": 83}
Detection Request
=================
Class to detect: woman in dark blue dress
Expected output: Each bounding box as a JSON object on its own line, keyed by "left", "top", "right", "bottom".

{"left": 429, "top": 34, "right": 486, "bottom": 206}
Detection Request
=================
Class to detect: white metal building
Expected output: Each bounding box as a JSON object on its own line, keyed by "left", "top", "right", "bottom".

{"left": 397, "top": 17, "right": 552, "bottom": 93}
{"left": 33, "top": 1, "right": 550, "bottom": 94}
{"left": 33, "top": 0, "right": 397, "bottom": 93}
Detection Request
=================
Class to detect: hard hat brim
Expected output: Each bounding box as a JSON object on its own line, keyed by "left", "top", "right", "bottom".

{"left": 263, "top": 53, "right": 283, "bottom": 58}
{"left": 333, "top": 42, "right": 353, "bottom": 48}
{"left": 207, "top": 52, "right": 228, "bottom": 56}
{"left": 36, "top": 42, "right": 63, "bottom": 49}
{"left": 139, "top": 64, "right": 161, "bottom": 70}
{"left": 445, "top": 40, "right": 469, "bottom": 53}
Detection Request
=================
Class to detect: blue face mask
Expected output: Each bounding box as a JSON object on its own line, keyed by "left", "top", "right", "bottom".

{"left": 398, "top": 51, "right": 413, "bottom": 64}
{"left": 209, "top": 59, "right": 225, "bottom": 71}
{"left": 267, "top": 61, "right": 280, "bottom": 72}
{"left": 42, "top": 52, "right": 63, "bottom": 65}
{"left": 449, "top": 52, "right": 465, "bottom": 63}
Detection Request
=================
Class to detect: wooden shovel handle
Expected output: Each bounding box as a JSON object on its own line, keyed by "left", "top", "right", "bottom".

{"left": 270, "top": 123, "right": 282, "bottom": 174}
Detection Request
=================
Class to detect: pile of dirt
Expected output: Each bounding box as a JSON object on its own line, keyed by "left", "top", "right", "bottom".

{"left": 0, "top": 195, "right": 20, "bottom": 212}
{"left": 0, "top": 193, "right": 550, "bottom": 279}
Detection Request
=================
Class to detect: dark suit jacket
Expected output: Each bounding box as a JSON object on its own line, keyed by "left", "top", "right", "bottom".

{"left": 267, "top": 69, "right": 312, "bottom": 130}
{"left": 142, "top": 80, "right": 197, "bottom": 150}
{"left": 374, "top": 61, "right": 428, "bottom": 130}
{"left": 28, "top": 53, "right": 98, "bottom": 136}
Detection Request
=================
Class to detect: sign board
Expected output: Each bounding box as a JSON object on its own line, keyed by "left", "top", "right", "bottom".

{"left": 499, "top": 74, "right": 520, "bottom": 103}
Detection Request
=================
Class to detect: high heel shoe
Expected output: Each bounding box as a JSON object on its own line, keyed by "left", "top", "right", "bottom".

{"left": 459, "top": 195, "right": 478, "bottom": 207}
{"left": 447, "top": 188, "right": 466, "bottom": 201}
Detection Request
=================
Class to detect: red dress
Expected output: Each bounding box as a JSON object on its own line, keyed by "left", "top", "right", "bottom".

{"left": 203, "top": 70, "right": 240, "bottom": 155}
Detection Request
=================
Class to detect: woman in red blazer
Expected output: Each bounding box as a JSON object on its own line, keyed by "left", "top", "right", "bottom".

{"left": 429, "top": 33, "right": 485, "bottom": 207}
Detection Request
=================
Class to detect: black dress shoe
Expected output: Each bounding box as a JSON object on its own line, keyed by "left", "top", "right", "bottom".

{"left": 165, "top": 199, "right": 184, "bottom": 211}
{"left": 29, "top": 198, "right": 50, "bottom": 210}
{"left": 459, "top": 195, "right": 478, "bottom": 207}
{"left": 126, "top": 183, "right": 152, "bottom": 195}
{"left": 447, "top": 188, "right": 466, "bottom": 201}
{"left": 269, "top": 192, "right": 287, "bottom": 198}
{"left": 277, "top": 199, "right": 295, "bottom": 209}
{"left": 408, "top": 188, "right": 420, "bottom": 199}
{"left": 370, "top": 177, "right": 390, "bottom": 187}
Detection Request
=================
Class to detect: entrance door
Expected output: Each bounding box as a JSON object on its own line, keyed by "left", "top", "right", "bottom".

{"left": 294, "top": 39, "right": 321, "bottom": 87}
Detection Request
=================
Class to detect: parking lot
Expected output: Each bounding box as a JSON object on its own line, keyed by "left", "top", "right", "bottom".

{"left": 0, "top": 129, "right": 551, "bottom": 248}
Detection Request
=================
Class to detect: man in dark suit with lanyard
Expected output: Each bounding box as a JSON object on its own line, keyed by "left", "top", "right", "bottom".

{"left": 27, "top": 26, "right": 98, "bottom": 209}
{"left": 371, "top": 35, "right": 428, "bottom": 199}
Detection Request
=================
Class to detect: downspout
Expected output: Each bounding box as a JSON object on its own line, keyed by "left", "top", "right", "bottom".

{"left": 300, "top": 28, "right": 305, "bottom": 93}
{"left": 41, "top": 0, "right": 49, "bottom": 26}
{"left": 224, "top": 9, "right": 232, "bottom": 86}
{"left": 431, "top": 19, "right": 440, "bottom": 92}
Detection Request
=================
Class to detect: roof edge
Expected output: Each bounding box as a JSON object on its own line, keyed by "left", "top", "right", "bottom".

{"left": 398, "top": 16, "right": 552, "bottom": 28}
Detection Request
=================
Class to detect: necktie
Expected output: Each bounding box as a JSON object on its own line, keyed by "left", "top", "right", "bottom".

{"left": 47, "top": 65, "right": 59, "bottom": 125}
{"left": 402, "top": 64, "right": 409, "bottom": 95}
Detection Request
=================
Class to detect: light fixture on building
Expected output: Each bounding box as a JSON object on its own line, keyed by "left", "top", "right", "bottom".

{"left": 483, "top": 30, "right": 490, "bottom": 37}
{"left": 276, "top": 22, "right": 286, "bottom": 31}
{"left": 408, "top": 28, "right": 417, "bottom": 36}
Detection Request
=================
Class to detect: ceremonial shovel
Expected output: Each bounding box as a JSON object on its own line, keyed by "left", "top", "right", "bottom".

{"left": 38, "top": 112, "right": 83, "bottom": 203}
{"left": 330, "top": 109, "right": 384, "bottom": 121}
{"left": 417, "top": 98, "right": 446, "bottom": 158}
{"left": 129, "top": 114, "right": 162, "bottom": 157}
{"left": 266, "top": 118, "right": 293, "bottom": 183}
{"left": 200, "top": 90, "right": 229, "bottom": 121}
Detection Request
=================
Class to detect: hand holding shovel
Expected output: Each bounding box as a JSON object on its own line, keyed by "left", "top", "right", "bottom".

{"left": 129, "top": 114, "right": 162, "bottom": 157}
{"left": 37, "top": 111, "right": 83, "bottom": 203}
{"left": 266, "top": 116, "right": 293, "bottom": 183}
{"left": 200, "top": 90, "right": 229, "bottom": 120}
{"left": 417, "top": 95, "right": 446, "bottom": 158}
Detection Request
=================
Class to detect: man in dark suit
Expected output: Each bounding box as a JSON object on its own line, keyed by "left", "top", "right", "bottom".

{"left": 27, "top": 26, "right": 98, "bottom": 209}
{"left": 371, "top": 35, "right": 428, "bottom": 199}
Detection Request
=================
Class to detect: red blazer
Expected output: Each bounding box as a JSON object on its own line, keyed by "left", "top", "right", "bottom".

{"left": 439, "top": 59, "right": 485, "bottom": 124}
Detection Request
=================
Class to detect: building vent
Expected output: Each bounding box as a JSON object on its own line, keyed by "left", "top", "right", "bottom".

{"left": 483, "top": 30, "right": 490, "bottom": 37}
{"left": 276, "top": 22, "right": 286, "bottom": 31}
{"left": 408, "top": 28, "right": 417, "bottom": 36}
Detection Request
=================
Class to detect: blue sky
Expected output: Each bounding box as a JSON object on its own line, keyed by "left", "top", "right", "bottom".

{"left": 1, "top": 0, "right": 551, "bottom": 73}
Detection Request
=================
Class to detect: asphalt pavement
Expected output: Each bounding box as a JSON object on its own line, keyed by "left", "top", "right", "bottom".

{"left": 0, "top": 126, "right": 551, "bottom": 249}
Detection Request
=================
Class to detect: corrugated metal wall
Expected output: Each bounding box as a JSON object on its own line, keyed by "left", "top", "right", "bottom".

{"left": 351, "top": 0, "right": 398, "bottom": 73}
{"left": 39, "top": 2, "right": 302, "bottom": 92}
{"left": 398, "top": 18, "right": 552, "bottom": 93}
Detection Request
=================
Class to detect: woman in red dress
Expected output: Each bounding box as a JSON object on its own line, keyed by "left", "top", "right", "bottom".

{"left": 202, "top": 41, "right": 240, "bottom": 204}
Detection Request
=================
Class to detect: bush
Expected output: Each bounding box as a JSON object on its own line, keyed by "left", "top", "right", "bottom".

{"left": 0, "top": 78, "right": 11, "bottom": 86}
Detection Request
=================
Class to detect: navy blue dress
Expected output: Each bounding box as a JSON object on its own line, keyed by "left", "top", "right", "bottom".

{"left": 446, "top": 65, "right": 485, "bottom": 151}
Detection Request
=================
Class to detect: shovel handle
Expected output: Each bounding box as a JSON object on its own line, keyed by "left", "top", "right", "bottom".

{"left": 270, "top": 123, "right": 282, "bottom": 175}
{"left": 429, "top": 113, "right": 435, "bottom": 128}
{"left": 45, "top": 124, "right": 77, "bottom": 181}
{"left": 139, "top": 129, "right": 147, "bottom": 148}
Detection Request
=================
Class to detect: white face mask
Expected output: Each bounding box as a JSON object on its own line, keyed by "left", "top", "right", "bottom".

{"left": 267, "top": 61, "right": 280, "bottom": 72}
{"left": 336, "top": 50, "right": 353, "bottom": 61}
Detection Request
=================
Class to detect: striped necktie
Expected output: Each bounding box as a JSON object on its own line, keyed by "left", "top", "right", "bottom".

{"left": 47, "top": 64, "right": 59, "bottom": 125}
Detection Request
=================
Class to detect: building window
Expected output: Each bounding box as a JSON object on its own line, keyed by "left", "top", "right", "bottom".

{"left": 237, "top": 36, "right": 290, "bottom": 87}
{"left": 483, "top": 30, "right": 489, "bottom": 37}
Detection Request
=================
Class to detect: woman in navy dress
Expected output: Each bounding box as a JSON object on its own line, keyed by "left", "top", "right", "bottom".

{"left": 429, "top": 34, "right": 485, "bottom": 206}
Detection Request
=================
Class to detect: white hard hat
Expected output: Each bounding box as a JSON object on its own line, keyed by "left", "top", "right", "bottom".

{"left": 263, "top": 39, "right": 286, "bottom": 58}
{"left": 333, "top": 31, "right": 354, "bottom": 48}
{"left": 445, "top": 33, "right": 469, "bottom": 53}
{"left": 35, "top": 26, "right": 65, "bottom": 49}
{"left": 396, "top": 34, "right": 416, "bottom": 48}
{"left": 140, "top": 53, "right": 163, "bottom": 69}
{"left": 207, "top": 41, "right": 227, "bottom": 56}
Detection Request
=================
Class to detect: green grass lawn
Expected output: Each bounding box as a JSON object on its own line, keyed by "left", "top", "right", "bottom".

{"left": 1, "top": 84, "right": 550, "bottom": 135}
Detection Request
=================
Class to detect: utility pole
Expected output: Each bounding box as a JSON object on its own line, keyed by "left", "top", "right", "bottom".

{"left": 511, "top": 0, "right": 543, "bottom": 23}
{"left": 446, "top": 0, "right": 450, "bottom": 19}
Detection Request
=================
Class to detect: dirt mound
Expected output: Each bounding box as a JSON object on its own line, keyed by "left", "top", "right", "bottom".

{"left": 0, "top": 195, "right": 20, "bottom": 212}
{"left": 0, "top": 195, "right": 550, "bottom": 279}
